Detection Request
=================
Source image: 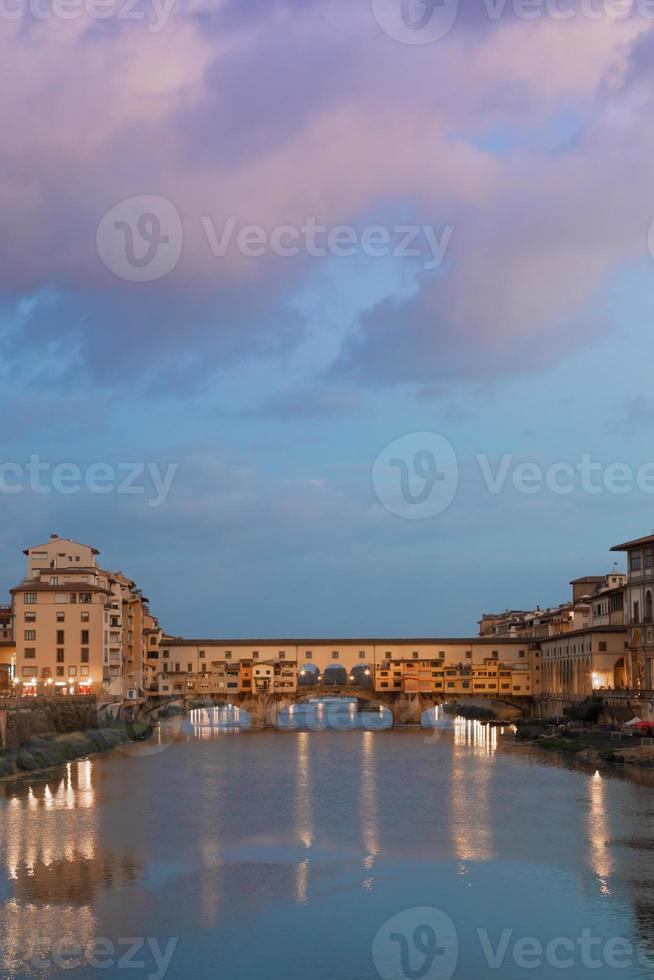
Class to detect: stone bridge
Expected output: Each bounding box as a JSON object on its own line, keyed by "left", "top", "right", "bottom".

{"left": 144, "top": 685, "right": 532, "bottom": 728}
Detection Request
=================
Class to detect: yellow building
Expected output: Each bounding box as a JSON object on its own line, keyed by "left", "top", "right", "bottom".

{"left": 9, "top": 535, "right": 160, "bottom": 701}
{"left": 540, "top": 627, "right": 629, "bottom": 697}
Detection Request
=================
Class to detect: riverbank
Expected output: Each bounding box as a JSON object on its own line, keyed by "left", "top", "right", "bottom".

{"left": 515, "top": 718, "right": 654, "bottom": 771}
{"left": 0, "top": 721, "right": 152, "bottom": 780}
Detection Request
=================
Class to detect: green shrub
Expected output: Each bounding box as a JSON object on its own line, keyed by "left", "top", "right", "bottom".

{"left": 564, "top": 698, "right": 604, "bottom": 723}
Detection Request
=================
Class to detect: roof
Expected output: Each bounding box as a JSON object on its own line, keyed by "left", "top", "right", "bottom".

{"left": 160, "top": 636, "right": 531, "bottom": 647}
{"left": 539, "top": 625, "right": 628, "bottom": 643}
{"left": 611, "top": 533, "right": 654, "bottom": 552}
{"left": 570, "top": 576, "right": 605, "bottom": 585}
{"left": 10, "top": 582, "right": 111, "bottom": 595}
{"left": 23, "top": 536, "right": 100, "bottom": 556}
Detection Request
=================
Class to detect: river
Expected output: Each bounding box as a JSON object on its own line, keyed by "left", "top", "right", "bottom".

{"left": 2, "top": 705, "right": 654, "bottom": 979}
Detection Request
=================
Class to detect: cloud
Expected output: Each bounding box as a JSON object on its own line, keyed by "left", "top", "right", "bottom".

{"left": 0, "top": 0, "right": 651, "bottom": 398}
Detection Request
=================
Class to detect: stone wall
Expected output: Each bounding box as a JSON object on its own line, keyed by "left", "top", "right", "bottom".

{"left": 0, "top": 697, "right": 98, "bottom": 751}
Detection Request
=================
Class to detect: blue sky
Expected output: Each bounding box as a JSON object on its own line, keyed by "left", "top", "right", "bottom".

{"left": 3, "top": 0, "right": 654, "bottom": 637}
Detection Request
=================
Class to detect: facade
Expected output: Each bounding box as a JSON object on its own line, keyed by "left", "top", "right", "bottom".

{"left": 149, "top": 637, "right": 540, "bottom": 700}
{"left": 8, "top": 535, "right": 160, "bottom": 700}
{"left": 611, "top": 534, "right": 654, "bottom": 689}
{"left": 540, "top": 628, "right": 629, "bottom": 697}
{"left": 376, "top": 657, "right": 534, "bottom": 696}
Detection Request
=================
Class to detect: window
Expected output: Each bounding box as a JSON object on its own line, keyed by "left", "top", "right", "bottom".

{"left": 81, "top": 666, "right": 89, "bottom": 676}
{"left": 646, "top": 551, "right": 654, "bottom": 570}
{"left": 80, "top": 593, "right": 92, "bottom": 604}
{"left": 599, "top": 641, "right": 608, "bottom": 652}
{"left": 199, "top": 650, "right": 205, "bottom": 659}
{"left": 57, "top": 612, "right": 65, "bottom": 623}
{"left": 24, "top": 593, "right": 37, "bottom": 604}
{"left": 22, "top": 666, "right": 37, "bottom": 677}
{"left": 412, "top": 652, "right": 419, "bottom": 659}
{"left": 24, "top": 612, "right": 36, "bottom": 622}
{"left": 56, "top": 630, "right": 65, "bottom": 645}
{"left": 81, "top": 648, "right": 89, "bottom": 663}
{"left": 56, "top": 649, "right": 64, "bottom": 663}
{"left": 54, "top": 594, "right": 68, "bottom": 604}
{"left": 187, "top": 663, "right": 192, "bottom": 672}
{"left": 332, "top": 651, "right": 339, "bottom": 660}
{"left": 81, "top": 611, "right": 89, "bottom": 622}
{"left": 68, "top": 666, "right": 77, "bottom": 677}
{"left": 24, "top": 648, "right": 36, "bottom": 659}
{"left": 24, "top": 630, "right": 36, "bottom": 641}
{"left": 253, "top": 651, "right": 259, "bottom": 659}
{"left": 631, "top": 554, "right": 642, "bottom": 572}
{"left": 56, "top": 665, "right": 64, "bottom": 677}
{"left": 225, "top": 651, "right": 232, "bottom": 660}
{"left": 81, "top": 630, "right": 89, "bottom": 644}
{"left": 279, "top": 651, "right": 286, "bottom": 660}
{"left": 50, "top": 576, "right": 58, "bottom": 586}
{"left": 385, "top": 652, "right": 391, "bottom": 660}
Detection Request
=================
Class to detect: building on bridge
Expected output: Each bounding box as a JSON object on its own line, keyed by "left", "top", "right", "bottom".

{"left": 145, "top": 637, "right": 540, "bottom": 700}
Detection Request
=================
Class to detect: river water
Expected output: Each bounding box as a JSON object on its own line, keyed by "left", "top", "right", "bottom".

{"left": 2, "top": 705, "right": 654, "bottom": 980}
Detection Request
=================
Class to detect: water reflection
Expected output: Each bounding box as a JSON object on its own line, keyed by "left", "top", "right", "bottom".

{"left": 0, "top": 760, "right": 143, "bottom": 978}
{"left": 588, "top": 770, "right": 613, "bottom": 896}
{"left": 451, "top": 724, "right": 495, "bottom": 864}
{"left": 279, "top": 699, "right": 391, "bottom": 731}
{"left": 4, "top": 711, "right": 654, "bottom": 980}
{"left": 294, "top": 732, "right": 312, "bottom": 903}
{"left": 360, "top": 731, "right": 379, "bottom": 880}
{"left": 187, "top": 704, "right": 250, "bottom": 734}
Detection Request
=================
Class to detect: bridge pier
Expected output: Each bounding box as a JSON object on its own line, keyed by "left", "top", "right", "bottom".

{"left": 390, "top": 694, "right": 424, "bottom": 728}
{"left": 245, "top": 695, "right": 282, "bottom": 730}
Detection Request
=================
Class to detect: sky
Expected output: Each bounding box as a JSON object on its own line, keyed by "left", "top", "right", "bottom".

{"left": 2, "top": 0, "right": 654, "bottom": 637}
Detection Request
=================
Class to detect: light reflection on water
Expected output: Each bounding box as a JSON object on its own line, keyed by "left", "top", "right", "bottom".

{"left": 2, "top": 709, "right": 654, "bottom": 979}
